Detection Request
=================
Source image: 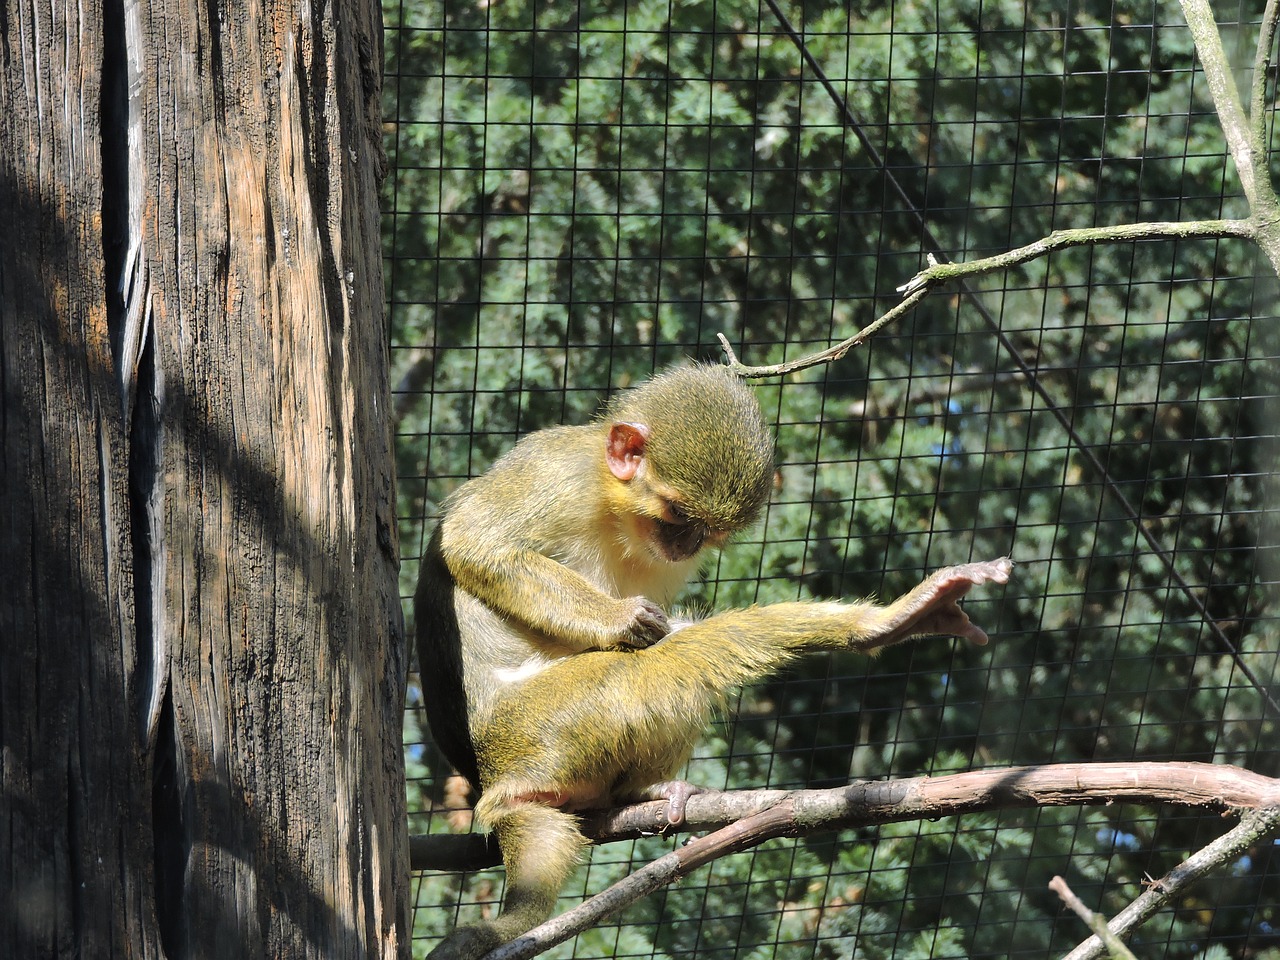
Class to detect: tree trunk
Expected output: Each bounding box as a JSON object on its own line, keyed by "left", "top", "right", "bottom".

{"left": 0, "top": 0, "right": 409, "bottom": 957}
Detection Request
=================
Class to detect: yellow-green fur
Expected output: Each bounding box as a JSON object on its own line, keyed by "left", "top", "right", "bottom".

{"left": 415, "top": 362, "right": 1010, "bottom": 960}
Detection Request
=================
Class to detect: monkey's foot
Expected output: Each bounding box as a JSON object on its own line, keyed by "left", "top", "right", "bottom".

{"left": 635, "top": 779, "right": 706, "bottom": 827}
{"left": 881, "top": 557, "right": 1014, "bottom": 648}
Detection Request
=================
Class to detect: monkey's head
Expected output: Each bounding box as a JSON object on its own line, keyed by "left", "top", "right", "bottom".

{"left": 602, "top": 363, "right": 774, "bottom": 563}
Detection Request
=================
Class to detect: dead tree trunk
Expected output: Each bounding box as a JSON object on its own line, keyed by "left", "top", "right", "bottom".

{"left": 0, "top": 1, "right": 409, "bottom": 958}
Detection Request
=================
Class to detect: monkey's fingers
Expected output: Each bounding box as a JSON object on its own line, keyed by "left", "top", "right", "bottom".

{"left": 959, "top": 618, "right": 992, "bottom": 646}
{"left": 616, "top": 597, "right": 671, "bottom": 649}
{"left": 921, "top": 557, "right": 1012, "bottom": 644}
{"left": 893, "top": 599, "right": 990, "bottom": 646}
{"left": 941, "top": 607, "right": 990, "bottom": 646}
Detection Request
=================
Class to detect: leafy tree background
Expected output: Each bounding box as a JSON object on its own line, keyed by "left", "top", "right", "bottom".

{"left": 383, "top": 1, "right": 1279, "bottom": 957}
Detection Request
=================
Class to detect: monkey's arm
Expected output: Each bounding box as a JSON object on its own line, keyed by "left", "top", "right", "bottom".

{"left": 433, "top": 521, "right": 669, "bottom": 650}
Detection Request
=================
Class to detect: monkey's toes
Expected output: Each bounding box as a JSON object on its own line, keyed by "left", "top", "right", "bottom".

{"left": 960, "top": 556, "right": 1014, "bottom": 585}
{"left": 643, "top": 779, "right": 705, "bottom": 827}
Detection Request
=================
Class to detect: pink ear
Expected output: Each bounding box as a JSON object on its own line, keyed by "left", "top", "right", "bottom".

{"left": 606, "top": 422, "right": 649, "bottom": 480}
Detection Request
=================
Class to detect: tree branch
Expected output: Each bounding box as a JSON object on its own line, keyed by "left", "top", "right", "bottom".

{"left": 1050, "top": 876, "right": 1139, "bottom": 960}
{"left": 411, "top": 761, "right": 1280, "bottom": 872}
{"left": 892, "top": 220, "right": 1257, "bottom": 296}
{"left": 1180, "top": 0, "right": 1280, "bottom": 269}
{"left": 1250, "top": 0, "right": 1279, "bottom": 156}
{"left": 717, "top": 283, "right": 933, "bottom": 379}
{"left": 1180, "top": 0, "right": 1259, "bottom": 205}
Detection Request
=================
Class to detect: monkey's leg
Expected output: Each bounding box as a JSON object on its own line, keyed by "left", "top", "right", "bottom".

{"left": 427, "top": 800, "right": 588, "bottom": 960}
{"left": 654, "top": 557, "right": 1013, "bottom": 687}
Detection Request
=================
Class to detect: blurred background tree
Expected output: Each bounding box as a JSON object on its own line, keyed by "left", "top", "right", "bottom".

{"left": 383, "top": 1, "right": 1279, "bottom": 956}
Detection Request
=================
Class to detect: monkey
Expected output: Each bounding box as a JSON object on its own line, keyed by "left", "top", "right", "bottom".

{"left": 414, "top": 362, "right": 1012, "bottom": 960}
{"left": 416, "top": 363, "right": 775, "bottom": 788}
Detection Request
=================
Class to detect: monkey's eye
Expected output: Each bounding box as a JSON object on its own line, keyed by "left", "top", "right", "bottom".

{"left": 662, "top": 501, "right": 691, "bottom": 526}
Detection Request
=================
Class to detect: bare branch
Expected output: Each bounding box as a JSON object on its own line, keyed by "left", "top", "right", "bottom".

{"left": 411, "top": 761, "right": 1280, "bottom": 872}
{"left": 1180, "top": 0, "right": 1259, "bottom": 204}
{"left": 1250, "top": 0, "right": 1279, "bottom": 154}
{"left": 1062, "top": 806, "right": 1280, "bottom": 960}
{"left": 893, "top": 220, "right": 1256, "bottom": 296}
{"left": 718, "top": 284, "right": 933, "bottom": 379}
{"left": 1179, "top": 0, "right": 1280, "bottom": 272}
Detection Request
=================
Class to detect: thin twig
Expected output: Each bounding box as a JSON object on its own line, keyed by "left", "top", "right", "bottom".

{"left": 1049, "top": 876, "right": 1139, "bottom": 960}
{"left": 1061, "top": 806, "right": 1280, "bottom": 960}
{"left": 718, "top": 284, "right": 932, "bottom": 378}
{"left": 720, "top": 218, "right": 1257, "bottom": 380}
{"left": 894, "top": 220, "right": 1257, "bottom": 295}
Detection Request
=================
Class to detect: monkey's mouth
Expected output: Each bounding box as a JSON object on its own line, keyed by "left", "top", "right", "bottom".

{"left": 652, "top": 518, "right": 708, "bottom": 562}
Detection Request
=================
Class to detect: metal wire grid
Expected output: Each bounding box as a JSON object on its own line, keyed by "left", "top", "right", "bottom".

{"left": 384, "top": 2, "right": 1280, "bottom": 956}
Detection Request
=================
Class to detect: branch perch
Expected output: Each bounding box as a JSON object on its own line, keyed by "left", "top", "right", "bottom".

{"left": 412, "top": 761, "right": 1280, "bottom": 872}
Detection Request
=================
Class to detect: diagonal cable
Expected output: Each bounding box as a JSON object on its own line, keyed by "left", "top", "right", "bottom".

{"left": 760, "top": 0, "right": 1280, "bottom": 716}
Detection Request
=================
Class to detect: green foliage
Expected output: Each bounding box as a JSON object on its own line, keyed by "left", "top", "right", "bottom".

{"left": 385, "top": 0, "right": 1279, "bottom": 956}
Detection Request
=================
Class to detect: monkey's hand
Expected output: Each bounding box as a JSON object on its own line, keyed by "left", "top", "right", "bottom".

{"left": 614, "top": 597, "right": 671, "bottom": 649}
{"left": 875, "top": 556, "right": 1013, "bottom": 649}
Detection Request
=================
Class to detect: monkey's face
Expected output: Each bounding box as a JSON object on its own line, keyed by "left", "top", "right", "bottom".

{"left": 604, "top": 418, "right": 744, "bottom": 564}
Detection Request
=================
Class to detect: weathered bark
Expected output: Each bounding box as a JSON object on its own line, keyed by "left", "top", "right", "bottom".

{"left": 0, "top": 0, "right": 409, "bottom": 958}
{"left": 0, "top": 4, "right": 161, "bottom": 956}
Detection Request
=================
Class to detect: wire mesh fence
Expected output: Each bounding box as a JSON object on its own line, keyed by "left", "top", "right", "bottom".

{"left": 383, "top": 1, "right": 1280, "bottom": 956}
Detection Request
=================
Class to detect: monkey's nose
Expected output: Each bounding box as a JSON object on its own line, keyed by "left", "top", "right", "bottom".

{"left": 665, "top": 524, "right": 706, "bottom": 561}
